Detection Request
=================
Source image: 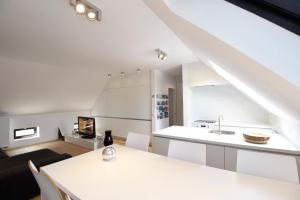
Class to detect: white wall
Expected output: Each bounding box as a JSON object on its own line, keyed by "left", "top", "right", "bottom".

{"left": 182, "top": 62, "right": 229, "bottom": 126}
{"left": 182, "top": 63, "right": 270, "bottom": 126}
{"left": 9, "top": 111, "right": 89, "bottom": 148}
{"left": 151, "top": 70, "right": 176, "bottom": 131}
{"left": 185, "top": 62, "right": 228, "bottom": 87}
{"left": 92, "top": 71, "right": 151, "bottom": 138}
{"left": 270, "top": 115, "right": 300, "bottom": 148}
{"left": 92, "top": 72, "right": 151, "bottom": 120}
{"left": 0, "top": 56, "right": 107, "bottom": 116}
{"left": 0, "top": 117, "right": 10, "bottom": 148}
{"left": 95, "top": 118, "right": 151, "bottom": 138}
{"left": 190, "top": 85, "right": 270, "bottom": 125}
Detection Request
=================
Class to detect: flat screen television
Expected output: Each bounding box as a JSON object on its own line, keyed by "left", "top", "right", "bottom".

{"left": 78, "top": 116, "right": 96, "bottom": 139}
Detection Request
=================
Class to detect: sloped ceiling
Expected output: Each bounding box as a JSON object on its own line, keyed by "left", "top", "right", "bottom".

{"left": 0, "top": 0, "right": 197, "bottom": 115}
{"left": 143, "top": 0, "right": 300, "bottom": 123}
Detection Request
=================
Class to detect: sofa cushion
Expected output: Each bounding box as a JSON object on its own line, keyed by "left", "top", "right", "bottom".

{"left": 0, "top": 149, "right": 60, "bottom": 170}
{"left": 9, "top": 149, "right": 58, "bottom": 161}
{"left": 0, "top": 149, "right": 8, "bottom": 160}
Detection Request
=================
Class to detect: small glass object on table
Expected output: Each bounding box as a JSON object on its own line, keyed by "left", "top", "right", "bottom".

{"left": 102, "top": 146, "right": 116, "bottom": 161}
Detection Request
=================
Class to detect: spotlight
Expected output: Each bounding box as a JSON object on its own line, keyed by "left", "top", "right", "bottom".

{"left": 157, "top": 49, "right": 167, "bottom": 61}
{"left": 120, "top": 72, "right": 125, "bottom": 77}
{"left": 87, "top": 9, "right": 97, "bottom": 20}
{"left": 137, "top": 69, "right": 141, "bottom": 73}
{"left": 75, "top": 3, "right": 86, "bottom": 14}
{"left": 107, "top": 73, "right": 112, "bottom": 78}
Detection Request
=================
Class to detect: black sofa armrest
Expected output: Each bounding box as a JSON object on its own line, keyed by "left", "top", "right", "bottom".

{"left": 0, "top": 153, "right": 72, "bottom": 200}
{"left": 0, "top": 149, "right": 8, "bottom": 159}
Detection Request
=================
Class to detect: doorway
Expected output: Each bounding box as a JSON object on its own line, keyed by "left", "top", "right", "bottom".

{"left": 168, "top": 88, "right": 176, "bottom": 126}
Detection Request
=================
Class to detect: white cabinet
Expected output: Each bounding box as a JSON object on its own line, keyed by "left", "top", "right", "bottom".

{"left": 206, "top": 144, "right": 224, "bottom": 169}
{"left": 0, "top": 117, "right": 10, "bottom": 148}
{"left": 152, "top": 136, "right": 300, "bottom": 177}
{"left": 65, "top": 135, "right": 103, "bottom": 150}
{"left": 225, "top": 147, "right": 237, "bottom": 171}
{"left": 152, "top": 136, "right": 170, "bottom": 156}
{"left": 153, "top": 136, "right": 225, "bottom": 169}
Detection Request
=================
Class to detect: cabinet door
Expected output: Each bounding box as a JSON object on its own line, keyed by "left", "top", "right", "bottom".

{"left": 225, "top": 147, "right": 237, "bottom": 171}
{"left": 294, "top": 156, "right": 300, "bottom": 183}
{"left": 152, "top": 136, "right": 170, "bottom": 156}
{"left": 206, "top": 144, "right": 224, "bottom": 169}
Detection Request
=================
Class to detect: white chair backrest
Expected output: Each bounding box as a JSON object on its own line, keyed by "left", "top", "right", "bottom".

{"left": 168, "top": 140, "right": 206, "bottom": 165}
{"left": 126, "top": 132, "right": 150, "bottom": 151}
{"left": 237, "top": 150, "right": 299, "bottom": 183}
{"left": 28, "top": 160, "right": 64, "bottom": 200}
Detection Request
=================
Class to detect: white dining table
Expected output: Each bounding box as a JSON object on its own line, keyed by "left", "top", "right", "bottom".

{"left": 41, "top": 144, "right": 300, "bottom": 200}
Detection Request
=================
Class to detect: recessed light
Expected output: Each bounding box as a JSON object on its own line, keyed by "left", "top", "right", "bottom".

{"left": 75, "top": 3, "right": 86, "bottom": 14}
{"left": 107, "top": 73, "right": 112, "bottom": 78}
{"left": 120, "top": 72, "right": 125, "bottom": 77}
{"left": 137, "top": 69, "right": 141, "bottom": 73}
{"left": 87, "top": 9, "right": 97, "bottom": 20}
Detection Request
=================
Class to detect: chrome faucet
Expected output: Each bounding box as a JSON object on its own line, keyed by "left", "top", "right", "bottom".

{"left": 218, "top": 115, "right": 223, "bottom": 135}
{"left": 209, "top": 115, "right": 235, "bottom": 135}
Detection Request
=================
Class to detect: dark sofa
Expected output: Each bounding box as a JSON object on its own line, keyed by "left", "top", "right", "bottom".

{"left": 0, "top": 148, "right": 71, "bottom": 200}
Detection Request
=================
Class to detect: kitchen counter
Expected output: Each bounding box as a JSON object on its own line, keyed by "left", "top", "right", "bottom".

{"left": 153, "top": 126, "right": 300, "bottom": 156}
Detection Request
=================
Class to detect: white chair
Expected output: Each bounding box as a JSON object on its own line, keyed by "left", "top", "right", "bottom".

{"left": 28, "top": 160, "right": 71, "bottom": 200}
{"left": 168, "top": 140, "right": 206, "bottom": 165}
{"left": 125, "top": 132, "right": 150, "bottom": 151}
{"left": 237, "top": 150, "right": 299, "bottom": 183}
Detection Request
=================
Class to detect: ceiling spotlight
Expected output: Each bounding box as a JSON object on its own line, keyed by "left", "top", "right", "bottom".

{"left": 87, "top": 9, "right": 97, "bottom": 20}
{"left": 120, "top": 72, "right": 125, "bottom": 77}
{"left": 107, "top": 73, "right": 112, "bottom": 78}
{"left": 157, "top": 49, "right": 167, "bottom": 61}
{"left": 75, "top": 3, "right": 86, "bottom": 14}
{"left": 137, "top": 69, "right": 141, "bottom": 73}
{"left": 70, "top": 0, "right": 102, "bottom": 21}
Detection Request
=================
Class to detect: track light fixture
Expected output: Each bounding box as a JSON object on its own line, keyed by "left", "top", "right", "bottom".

{"left": 70, "top": 0, "right": 102, "bottom": 21}
{"left": 157, "top": 49, "right": 167, "bottom": 61}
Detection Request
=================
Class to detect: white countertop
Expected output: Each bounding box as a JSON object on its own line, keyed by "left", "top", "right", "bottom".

{"left": 41, "top": 145, "right": 300, "bottom": 200}
{"left": 154, "top": 126, "right": 300, "bottom": 155}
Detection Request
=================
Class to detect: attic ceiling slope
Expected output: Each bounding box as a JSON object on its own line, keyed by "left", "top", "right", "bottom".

{"left": 0, "top": 56, "right": 107, "bottom": 115}
{"left": 143, "top": 0, "right": 300, "bottom": 123}
{"left": 163, "top": 0, "right": 300, "bottom": 89}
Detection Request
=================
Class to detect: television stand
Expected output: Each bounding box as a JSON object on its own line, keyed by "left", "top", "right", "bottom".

{"left": 65, "top": 134, "right": 103, "bottom": 150}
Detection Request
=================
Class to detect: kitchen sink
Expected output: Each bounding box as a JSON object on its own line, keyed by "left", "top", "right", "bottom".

{"left": 209, "top": 130, "right": 235, "bottom": 135}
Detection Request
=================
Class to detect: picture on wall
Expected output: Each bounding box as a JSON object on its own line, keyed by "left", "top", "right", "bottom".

{"left": 156, "top": 94, "right": 169, "bottom": 120}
